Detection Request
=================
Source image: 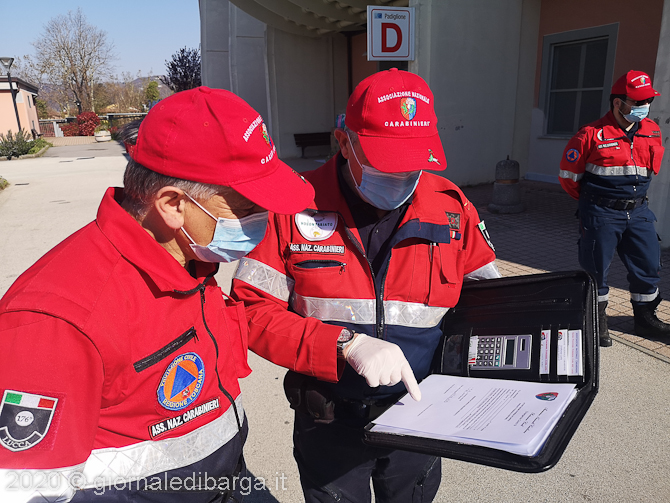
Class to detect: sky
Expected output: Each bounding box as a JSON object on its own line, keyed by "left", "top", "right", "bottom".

{"left": 0, "top": 0, "right": 201, "bottom": 78}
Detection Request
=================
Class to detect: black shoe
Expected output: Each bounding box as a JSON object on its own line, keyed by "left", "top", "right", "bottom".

{"left": 632, "top": 296, "right": 670, "bottom": 338}
{"left": 598, "top": 301, "right": 612, "bottom": 347}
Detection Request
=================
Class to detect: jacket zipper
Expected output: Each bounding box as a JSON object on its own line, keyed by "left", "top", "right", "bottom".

{"left": 293, "top": 259, "right": 347, "bottom": 272}
{"left": 133, "top": 327, "right": 198, "bottom": 373}
{"left": 172, "top": 270, "right": 242, "bottom": 432}
{"left": 344, "top": 227, "right": 384, "bottom": 338}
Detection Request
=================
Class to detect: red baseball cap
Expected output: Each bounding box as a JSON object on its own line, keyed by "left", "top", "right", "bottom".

{"left": 131, "top": 87, "right": 314, "bottom": 215}
{"left": 345, "top": 68, "right": 446, "bottom": 173}
{"left": 611, "top": 70, "right": 661, "bottom": 101}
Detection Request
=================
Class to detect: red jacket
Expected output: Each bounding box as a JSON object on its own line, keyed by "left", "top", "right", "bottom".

{"left": 232, "top": 157, "right": 498, "bottom": 399}
{"left": 0, "top": 188, "right": 250, "bottom": 500}
{"left": 559, "top": 111, "right": 664, "bottom": 200}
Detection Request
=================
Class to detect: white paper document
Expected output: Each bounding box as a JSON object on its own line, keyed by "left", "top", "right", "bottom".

{"left": 540, "top": 329, "right": 551, "bottom": 375}
{"left": 568, "top": 329, "right": 583, "bottom": 376}
{"left": 557, "top": 329, "right": 569, "bottom": 375}
{"left": 371, "top": 375, "right": 577, "bottom": 457}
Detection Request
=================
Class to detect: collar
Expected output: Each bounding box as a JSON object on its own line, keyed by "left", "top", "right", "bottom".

{"left": 96, "top": 187, "right": 218, "bottom": 294}
{"left": 599, "top": 111, "right": 659, "bottom": 140}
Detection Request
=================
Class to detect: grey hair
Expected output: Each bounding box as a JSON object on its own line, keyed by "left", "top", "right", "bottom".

{"left": 120, "top": 120, "right": 230, "bottom": 219}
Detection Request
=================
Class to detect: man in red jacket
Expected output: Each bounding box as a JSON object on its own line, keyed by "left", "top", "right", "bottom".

{"left": 0, "top": 87, "right": 314, "bottom": 502}
{"left": 232, "top": 69, "right": 500, "bottom": 503}
{"left": 559, "top": 70, "right": 669, "bottom": 346}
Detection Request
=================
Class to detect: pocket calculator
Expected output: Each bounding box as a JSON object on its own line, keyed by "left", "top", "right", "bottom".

{"left": 468, "top": 334, "right": 532, "bottom": 370}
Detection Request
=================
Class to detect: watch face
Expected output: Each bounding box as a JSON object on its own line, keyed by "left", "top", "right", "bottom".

{"left": 337, "top": 329, "right": 353, "bottom": 342}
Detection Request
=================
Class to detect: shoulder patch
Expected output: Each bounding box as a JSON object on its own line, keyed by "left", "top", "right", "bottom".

{"left": 478, "top": 221, "right": 495, "bottom": 251}
{"left": 0, "top": 390, "right": 58, "bottom": 451}
{"left": 565, "top": 149, "right": 580, "bottom": 163}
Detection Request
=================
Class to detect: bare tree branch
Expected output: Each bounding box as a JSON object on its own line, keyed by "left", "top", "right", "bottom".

{"left": 26, "top": 8, "right": 116, "bottom": 114}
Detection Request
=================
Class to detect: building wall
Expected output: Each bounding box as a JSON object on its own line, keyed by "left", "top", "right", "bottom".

{"left": 18, "top": 90, "right": 41, "bottom": 134}
{"left": 648, "top": 0, "right": 670, "bottom": 245}
{"left": 266, "top": 28, "right": 347, "bottom": 158}
{"left": 351, "top": 32, "right": 377, "bottom": 92}
{"left": 533, "top": 0, "right": 663, "bottom": 106}
{"left": 0, "top": 90, "right": 19, "bottom": 135}
{"left": 410, "top": 0, "right": 530, "bottom": 186}
{"left": 526, "top": 0, "right": 664, "bottom": 182}
{"left": 0, "top": 87, "right": 40, "bottom": 136}
{"left": 201, "top": 0, "right": 349, "bottom": 159}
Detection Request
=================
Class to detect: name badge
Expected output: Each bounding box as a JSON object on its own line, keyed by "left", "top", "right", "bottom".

{"left": 295, "top": 211, "right": 338, "bottom": 241}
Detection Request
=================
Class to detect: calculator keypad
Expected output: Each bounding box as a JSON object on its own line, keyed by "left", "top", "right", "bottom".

{"left": 472, "top": 336, "right": 503, "bottom": 368}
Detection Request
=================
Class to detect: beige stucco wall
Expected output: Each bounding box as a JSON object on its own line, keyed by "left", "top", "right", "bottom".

{"left": 0, "top": 87, "right": 41, "bottom": 136}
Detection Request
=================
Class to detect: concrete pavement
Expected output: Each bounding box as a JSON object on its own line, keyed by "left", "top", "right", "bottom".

{"left": 0, "top": 143, "right": 668, "bottom": 502}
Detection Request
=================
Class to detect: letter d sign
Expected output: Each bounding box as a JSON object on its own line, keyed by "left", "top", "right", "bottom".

{"left": 382, "top": 23, "right": 402, "bottom": 53}
{"left": 367, "top": 6, "right": 415, "bottom": 61}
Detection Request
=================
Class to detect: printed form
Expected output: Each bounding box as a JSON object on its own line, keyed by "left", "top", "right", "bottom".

{"left": 371, "top": 375, "right": 577, "bottom": 456}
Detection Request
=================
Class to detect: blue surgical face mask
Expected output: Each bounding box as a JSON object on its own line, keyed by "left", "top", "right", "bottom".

{"left": 621, "top": 103, "right": 650, "bottom": 123}
{"left": 182, "top": 193, "right": 268, "bottom": 263}
{"left": 346, "top": 132, "right": 421, "bottom": 211}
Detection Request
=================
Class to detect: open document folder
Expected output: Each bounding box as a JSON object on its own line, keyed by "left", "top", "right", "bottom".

{"left": 371, "top": 374, "right": 577, "bottom": 457}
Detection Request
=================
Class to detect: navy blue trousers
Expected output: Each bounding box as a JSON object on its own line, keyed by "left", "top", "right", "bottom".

{"left": 578, "top": 201, "right": 661, "bottom": 301}
{"left": 293, "top": 411, "right": 441, "bottom": 503}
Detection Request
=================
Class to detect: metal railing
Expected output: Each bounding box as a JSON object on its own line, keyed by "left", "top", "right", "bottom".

{"left": 39, "top": 113, "right": 147, "bottom": 137}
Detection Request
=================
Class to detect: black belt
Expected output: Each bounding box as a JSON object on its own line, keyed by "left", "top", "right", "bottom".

{"left": 586, "top": 194, "right": 647, "bottom": 210}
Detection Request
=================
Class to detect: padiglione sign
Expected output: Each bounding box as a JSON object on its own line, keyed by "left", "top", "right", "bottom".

{"left": 367, "top": 6, "right": 415, "bottom": 61}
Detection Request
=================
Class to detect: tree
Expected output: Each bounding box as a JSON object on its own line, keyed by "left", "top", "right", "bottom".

{"left": 34, "top": 99, "right": 49, "bottom": 120}
{"left": 144, "top": 80, "right": 160, "bottom": 109}
{"left": 23, "top": 8, "right": 115, "bottom": 114}
{"left": 161, "top": 47, "right": 201, "bottom": 93}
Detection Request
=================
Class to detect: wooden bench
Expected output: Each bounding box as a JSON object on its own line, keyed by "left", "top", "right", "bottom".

{"left": 294, "top": 132, "right": 331, "bottom": 157}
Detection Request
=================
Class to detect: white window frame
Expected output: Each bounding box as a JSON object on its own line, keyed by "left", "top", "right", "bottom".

{"left": 539, "top": 23, "right": 618, "bottom": 137}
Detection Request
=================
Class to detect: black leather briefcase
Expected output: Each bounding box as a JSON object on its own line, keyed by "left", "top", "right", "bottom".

{"left": 364, "top": 271, "right": 599, "bottom": 472}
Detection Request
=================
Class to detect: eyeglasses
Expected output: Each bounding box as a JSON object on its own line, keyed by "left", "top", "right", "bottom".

{"left": 624, "top": 97, "right": 654, "bottom": 106}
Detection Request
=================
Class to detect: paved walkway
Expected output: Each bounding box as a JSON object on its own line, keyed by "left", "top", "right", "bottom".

{"left": 45, "top": 136, "right": 98, "bottom": 146}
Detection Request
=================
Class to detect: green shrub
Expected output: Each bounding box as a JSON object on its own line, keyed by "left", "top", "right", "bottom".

{"left": 0, "top": 130, "right": 32, "bottom": 159}
{"left": 27, "top": 138, "right": 52, "bottom": 155}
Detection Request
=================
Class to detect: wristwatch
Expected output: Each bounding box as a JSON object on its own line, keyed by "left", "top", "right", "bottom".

{"left": 336, "top": 329, "right": 355, "bottom": 359}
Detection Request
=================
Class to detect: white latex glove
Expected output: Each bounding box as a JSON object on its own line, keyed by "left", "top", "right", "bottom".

{"left": 343, "top": 333, "right": 422, "bottom": 401}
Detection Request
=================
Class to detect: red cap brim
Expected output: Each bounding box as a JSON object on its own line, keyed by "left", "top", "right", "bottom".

{"left": 357, "top": 132, "right": 447, "bottom": 173}
{"left": 628, "top": 87, "right": 661, "bottom": 101}
{"left": 231, "top": 159, "right": 315, "bottom": 214}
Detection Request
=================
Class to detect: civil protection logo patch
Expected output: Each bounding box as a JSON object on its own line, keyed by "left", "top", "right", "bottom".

{"left": 0, "top": 390, "right": 58, "bottom": 452}
{"left": 565, "top": 149, "right": 579, "bottom": 162}
{"left": 157, "top": 353, "right": 205, "bottom": 411}
{"left": 400, "top": 97, "right": 416, "bottom": 120}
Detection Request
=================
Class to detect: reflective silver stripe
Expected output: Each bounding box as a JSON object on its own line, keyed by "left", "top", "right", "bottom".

{"left": 384, "top": 301, "right": 449, "bottom": 328}
{"left": 585, "top": 163, "right": 650, "bottom": 177}
{"left": 0, "top": 398, "right": 245, "bottom": 499}
{"left": 559, "top": 169, "right": 583, "bottom": 182}
{"left": 0, "top": 465, "right": 82, "bottom": 502}
{"left": 77, "top": 396, "right": 245, "bottom": 489}
{"left": 291, "top": 292, "right": 376, "bottom": 324}
{"left": 464, "top": 261, "right": 502, "bottom": 281}
{"left": 597, "top": 293, "right": 609, "bottom": 303}
{"left": 631, "top": 289, "right": 658, "bottom": 303}
{"left": 234, "top": 258, "right": 294, "bottom": 302}
{"left": 291, "top": 293, "right": 450, "bottom": 328}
